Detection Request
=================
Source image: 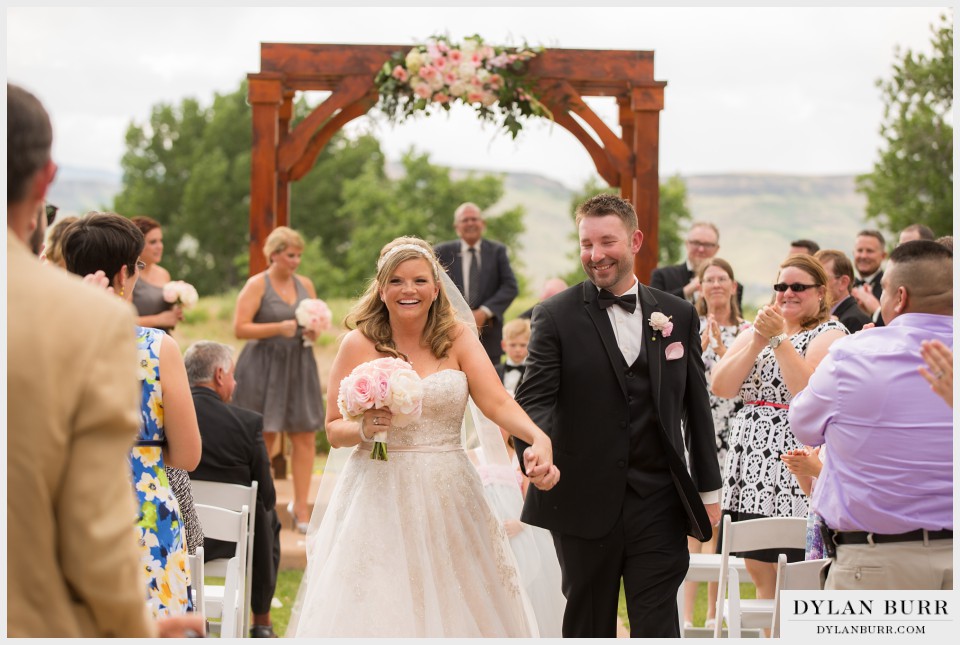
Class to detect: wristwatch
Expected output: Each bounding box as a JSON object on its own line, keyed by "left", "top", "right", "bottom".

{"left": 769, "top": 332, "right": 788, "bottom": 349}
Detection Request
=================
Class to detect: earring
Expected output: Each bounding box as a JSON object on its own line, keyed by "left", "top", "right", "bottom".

{"left": 119, "top": 287, "right": 124, "bottom": 297}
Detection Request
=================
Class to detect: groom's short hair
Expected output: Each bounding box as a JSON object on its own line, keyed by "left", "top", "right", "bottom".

{"left": 574, "top": 194, "right": 638, "bottom": 232}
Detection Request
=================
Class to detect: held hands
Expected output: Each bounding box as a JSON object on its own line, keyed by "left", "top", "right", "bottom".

{"left": 780, "top": 446, "right": 822, "bottom": 478}
{"left": 155, "top": 308, "right": 181, "bottom": 329}
{"left": 522, "top": 438, "right": 560, "bottom": 491}
{"left": 752, "top": 303, "right": 785, "bottom": 341}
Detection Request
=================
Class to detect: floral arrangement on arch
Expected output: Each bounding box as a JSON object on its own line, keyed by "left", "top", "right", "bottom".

{"left": 374, "top": 34, "right": 551, "bottom": 139}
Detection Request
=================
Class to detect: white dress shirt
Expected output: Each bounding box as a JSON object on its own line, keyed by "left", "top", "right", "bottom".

{"left": 601, "top": 278, "right": 643, "bottom": 365}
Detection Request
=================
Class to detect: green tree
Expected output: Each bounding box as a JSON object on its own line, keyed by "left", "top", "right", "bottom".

{"left": 559, "top": 175, "right": 692, "bottom": 284}
{"left": 331, "top": 149, "right": 525, "bottom": 297}
{"left": 114, "top": 81, "right": 524, "bottom": 297}
{"left": 856, "top": 13, "right": 953, "bottom": 237}
{"left": 114, "top": 81, "right": 389, "bottom": 294}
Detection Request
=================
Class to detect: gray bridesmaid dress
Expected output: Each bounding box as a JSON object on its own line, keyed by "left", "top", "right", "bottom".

{"left": 232, "top": 274, "right": 324, "bottom": 433}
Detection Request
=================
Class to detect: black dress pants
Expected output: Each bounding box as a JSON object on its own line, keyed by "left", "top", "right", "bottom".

{"left": 552, "top": 483, "right": 689, "bottom": 638}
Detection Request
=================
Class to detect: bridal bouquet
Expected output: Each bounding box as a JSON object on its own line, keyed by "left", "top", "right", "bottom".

{"left": 162, "top": 280, "right": 199, "bottom": 309}
{"left": 295, "top": 298, "right": 333, "bottom": 347}
{"left": 337, "top": 357, "right": 424, "bottom": 461}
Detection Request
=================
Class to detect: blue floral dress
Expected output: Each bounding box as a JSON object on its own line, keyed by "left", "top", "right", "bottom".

{"left": 133, "top": 326, "right": 193, "bottom": 617}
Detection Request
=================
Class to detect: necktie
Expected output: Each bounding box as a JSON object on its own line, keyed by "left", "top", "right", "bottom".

{"left": 467, "top": 246, "right": 480, "bottom": 307}
{"left": 597, "top": 289, "right": 637, "bottom": 313}
{"left": 504, "top": 363, "right": 525, "bottom": 375}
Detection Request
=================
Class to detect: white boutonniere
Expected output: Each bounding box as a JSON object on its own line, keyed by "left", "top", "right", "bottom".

{"left": 648, "top": 311, "right": 674, "bottom": 340}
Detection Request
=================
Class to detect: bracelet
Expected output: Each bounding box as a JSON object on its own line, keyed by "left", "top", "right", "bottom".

{"left": 358, "top": 418, "right": 373, "bottom": 442}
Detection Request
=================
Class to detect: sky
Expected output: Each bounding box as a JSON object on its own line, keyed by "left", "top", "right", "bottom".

{"left": 5, "top": 5, "right": 948, "bottom": 189}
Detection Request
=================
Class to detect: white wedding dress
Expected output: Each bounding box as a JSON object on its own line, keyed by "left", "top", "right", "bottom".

{"left": 287, "top": 369, "right": 537, "bottom": 637}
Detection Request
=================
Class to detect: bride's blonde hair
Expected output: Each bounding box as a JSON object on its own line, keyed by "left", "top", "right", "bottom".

{"left": 345, "top": 236, "right": 460, "bottom": 360}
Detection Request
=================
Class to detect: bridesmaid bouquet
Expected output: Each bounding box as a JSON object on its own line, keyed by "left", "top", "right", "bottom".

{"left": 294, "top": 298, "right": 333, "bottom": 347}
{"left": 337, "top": 357, "right": 424, "bottom": 461}
{"left": 162, "top": 280, "right": 199, "bottom": 309}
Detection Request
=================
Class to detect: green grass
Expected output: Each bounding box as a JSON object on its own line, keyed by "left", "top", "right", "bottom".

{"left": 617, "top": 581, "right": 756, "bottom": 632}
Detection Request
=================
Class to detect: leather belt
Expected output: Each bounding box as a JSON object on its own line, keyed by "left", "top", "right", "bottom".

{"left": 832, "top": 528, "right": 952, "bottom": 546}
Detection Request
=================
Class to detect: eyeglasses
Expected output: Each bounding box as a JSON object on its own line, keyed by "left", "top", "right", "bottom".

{"left": 136, "top": 260, "right": 146, "bottom": 271}
{"left": 45, "top": 203, "right": 59, "bottom": 227}
{"left": 773, "top": 282, "right": 819, "bottom": 293}
{"left": 686, "top": 240, "right": 718, "bottom": 250}
{"left": 702, "top": 277, "right": 731, "bottom": 285}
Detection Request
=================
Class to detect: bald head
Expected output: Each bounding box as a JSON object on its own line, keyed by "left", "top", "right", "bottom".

{"left": 879, "top": 240, "right": 953, "bottom": 323}
{"left": 539, "top": 277, "right": 568, "bottom": 301}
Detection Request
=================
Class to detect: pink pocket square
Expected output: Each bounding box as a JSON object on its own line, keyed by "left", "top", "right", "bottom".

{"left": 665, "top": 342, "right": 685, "bottom": 361}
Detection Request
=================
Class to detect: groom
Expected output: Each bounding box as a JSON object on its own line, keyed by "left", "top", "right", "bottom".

{"left": 515, "top": 194, "right": 721, "bottom": 638}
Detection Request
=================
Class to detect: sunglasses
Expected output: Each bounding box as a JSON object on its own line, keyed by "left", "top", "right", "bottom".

{"left": 45, "top": 203, "right": 59, "bottom": 227}
{"left": 773, "top": 282, "right": 819, "bottom": 293}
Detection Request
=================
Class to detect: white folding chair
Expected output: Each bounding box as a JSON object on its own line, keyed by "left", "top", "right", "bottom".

{"left": 192, "top": 479, "right": 258, "bottom": 636}
{"left": 713, "top": 515, "right": 807, "bottom": 638}
{"left": 770, "top": 555, "right": 828, "bottom": 637}
{"left": 195, "top": 503, "right": 249, "bottom": 639}
{"left": 187, "top": 546, "right": 206, "bottom": 624}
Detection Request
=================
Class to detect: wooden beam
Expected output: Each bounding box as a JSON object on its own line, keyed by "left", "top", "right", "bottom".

{"left": 247, "top": 75, "right": 283, "bottom": 276}
{"left": 289, "top": 92, "right": 379, "bottom": 181}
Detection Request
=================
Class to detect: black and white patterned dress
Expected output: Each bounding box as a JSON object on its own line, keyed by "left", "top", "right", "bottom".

{"left": 721, "top": 320, "right": 846, "bottom": 519}
{"left": 701, "top": 318, "right": 751, "bottom": 469}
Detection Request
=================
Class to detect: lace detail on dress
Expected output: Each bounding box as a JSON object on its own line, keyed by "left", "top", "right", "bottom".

{"left": 291, "top": 369, "right": 532, "bottom": 637}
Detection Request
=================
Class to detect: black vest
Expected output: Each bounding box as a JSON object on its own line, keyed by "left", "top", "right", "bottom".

{"left": 622, "top": 346, "right": 672, "bottom": 497}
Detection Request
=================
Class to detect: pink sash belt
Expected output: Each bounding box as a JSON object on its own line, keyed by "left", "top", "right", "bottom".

{"left": 744, "top": 400, "right": 790, "bottom": 410}
{"left": 358, "top": 442, "right": 463, "bottom": 453}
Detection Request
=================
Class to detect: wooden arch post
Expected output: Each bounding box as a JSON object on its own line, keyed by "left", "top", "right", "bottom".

{"left": 248, "top": 43, "right": 665, "bottom": 281}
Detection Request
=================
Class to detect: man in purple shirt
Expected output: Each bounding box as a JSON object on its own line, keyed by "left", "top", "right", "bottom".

{"left": 790, "top": 240, "right": 952, "bottom": 590}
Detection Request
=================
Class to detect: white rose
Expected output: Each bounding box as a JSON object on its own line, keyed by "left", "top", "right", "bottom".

{"left": 460, "top": 38, "right": 480, "bottom": 54}
{"left": 387, "top": 369, "right": 424, "bottom": 426}
{"left": 405, "top": 49, "right": 424, "bottom": 75}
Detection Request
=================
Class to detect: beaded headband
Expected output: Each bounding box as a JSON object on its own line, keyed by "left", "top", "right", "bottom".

{"left": 377, "top": 243, "right": 440, "bottom": 279}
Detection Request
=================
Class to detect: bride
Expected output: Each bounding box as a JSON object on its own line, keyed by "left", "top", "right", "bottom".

{"left": 286, "top": 236, "right": 560, "bottom": 637}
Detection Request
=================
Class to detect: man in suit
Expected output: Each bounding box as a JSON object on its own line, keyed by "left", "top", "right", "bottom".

{"left": 7, "top": 83, "right": 203, "bottom": 638}
{"left": 815, "top": 249, "right": 871, "bottom": 334}
{"left": 651, "top": 221, "right": 743, "bottom": 309}
{"left": 184, "top": 341, "right": 282, "bottom": 638}
{"left": 495, "top": 318, "right": 531, "bottom": 397}
{"left": 515, "top": 194, "right": 722, "bottom": 638}
{"left": 850, "top": 229, "right": 887, "bottom": 326}
{"left": 435, "top": 202, "right": 519, "bottom": 363}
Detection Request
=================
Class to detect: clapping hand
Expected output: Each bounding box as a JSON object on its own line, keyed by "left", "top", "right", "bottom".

{"left": 700, "top": 314, "right": 724, "bottom": 355}
{"left": 523, "top": 441, "right": 560, "bottom": 491}
{"left": 851, "top": 285, "right": 880, "bottom": 316}
{"left": 780, "top": 446, "right": 822, "bottom": 478}
{"left": 753, "top": 303, "right": 785, "bottom": 340}
{"left": 919, "top": 339, "right": 953, "bottom": 408}
{"left": 683, "top": 276, "right": 701, "bottom": 300}
{"left": 82, "top": 270, "right": 113, "bottom": 293}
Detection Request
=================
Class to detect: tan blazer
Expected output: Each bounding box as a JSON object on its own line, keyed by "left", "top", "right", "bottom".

{"left": 6, "top": 237, "right": 156, "bottom": 637}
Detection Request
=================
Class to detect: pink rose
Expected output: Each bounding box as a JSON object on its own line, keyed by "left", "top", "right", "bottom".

{"left": 413, "top": 83, "right": 432, "bottom": 99}
{"left": 661, "top": 321, "right": 674, "bottom": 338}
{"left": 447, "top": 49, "right": 462, "bottom": 64}
{"left": 391, "top": 65, "right": 408, "bottom": 82}
{"left": 433, "top": 92, "right": 450, "bottom": 104}
{"left": 339, "top": 373, "right": 375, "bottom": 419}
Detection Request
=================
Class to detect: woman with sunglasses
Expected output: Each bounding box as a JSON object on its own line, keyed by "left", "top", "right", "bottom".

{"left": 61, "top": 212, "right": 202, "bottom": 619}
{"left": 711, "top": 254, "right": 846, "bottom": 607}
{"left": 130, "top": 216, "right": 183, "bottom": 333}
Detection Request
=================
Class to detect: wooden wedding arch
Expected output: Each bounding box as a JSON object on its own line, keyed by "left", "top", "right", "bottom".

{"left": 247, "top": 43, "right": 666, "bottom": 280}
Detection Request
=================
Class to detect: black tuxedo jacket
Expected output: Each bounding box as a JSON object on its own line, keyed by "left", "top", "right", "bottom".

{"left": 514, "top": 281, "right": 721, "bottom": 541}
{"left": 651, "top": 261, "right": 744, "bottom": 310}
{"left": 188, "top": 386, "right": 275, "bottom": 512}
{"left": 435, "top": 238, "right": 518, "bottom": 362}
{"left": 833, "top": 295, "right": 870, "bottom": 334}
{"left": 854, "top": 270, "right": 886, "bottom": 328}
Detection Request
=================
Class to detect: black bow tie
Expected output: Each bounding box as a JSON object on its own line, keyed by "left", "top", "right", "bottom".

{"left": 504, "top": 363, "right": 525, "bottom": 375}
{"left": 597, "top": 289, "right": 637, "bottom": 313}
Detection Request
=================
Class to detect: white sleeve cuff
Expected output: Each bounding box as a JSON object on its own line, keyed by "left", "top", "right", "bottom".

{"left": 699, "top": 489, "right": 720, "bottom": 505}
